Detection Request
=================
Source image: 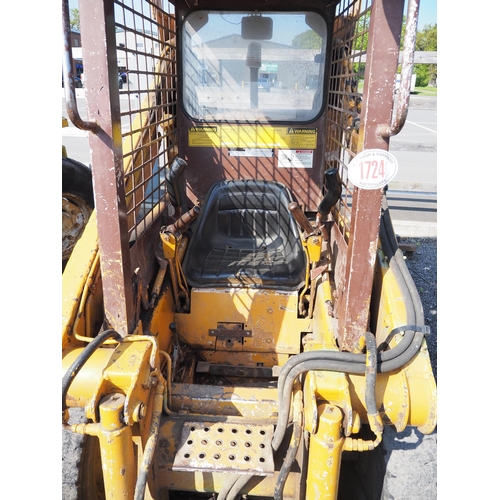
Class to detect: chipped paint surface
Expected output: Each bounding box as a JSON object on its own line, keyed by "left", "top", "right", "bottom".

{"left": 172, "top": 421, "right": 275, "bottom": 475}
{"left": 62, "top": 2, "right": 438, "bottom": 498}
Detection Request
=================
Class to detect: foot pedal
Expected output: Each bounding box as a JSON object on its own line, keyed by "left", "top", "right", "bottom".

{"left": 172, "top": 421, "right": 275, "bottom": 476}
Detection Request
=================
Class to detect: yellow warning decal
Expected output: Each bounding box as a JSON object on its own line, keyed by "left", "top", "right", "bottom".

{"left": 188, "top": 125, "right": 317, "bottom": 149}
{"left": 188, "top": 126, "right": 220, "bottom": 147}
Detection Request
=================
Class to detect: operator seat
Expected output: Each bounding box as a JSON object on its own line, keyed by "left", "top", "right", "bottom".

{"left": 183, "top": 179, "right": 306, "bottom": 289}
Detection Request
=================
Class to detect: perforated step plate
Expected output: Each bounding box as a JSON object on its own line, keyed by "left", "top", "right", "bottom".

{"left": 172, "top": 421, "right": 275, "bottom": 476}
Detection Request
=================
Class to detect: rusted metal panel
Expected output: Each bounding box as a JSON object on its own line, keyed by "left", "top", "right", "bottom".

{"left": 62, "top": 0, "right": 98, "bottom": 133}
{"left": 80, "top": 0, "right": 135, "bottom": 336}
{"left": 379, "top": 0, "right": 420, "bottom": 138}
{"left": 178, "top": 120, "right": 325, "bottom": 212}
{"left": 337, "top": 0, "right": 405, "bottom": 351}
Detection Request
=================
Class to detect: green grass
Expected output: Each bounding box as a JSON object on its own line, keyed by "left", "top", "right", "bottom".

{"left": 413, "top": 86, "right": 437, "bottom": 96}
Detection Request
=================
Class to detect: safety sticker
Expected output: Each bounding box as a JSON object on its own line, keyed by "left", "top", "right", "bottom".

{"left": 188, "top": 125, "right": 317, "bottom": 149}
{"left": 188, "top": 126, "right": 219, "bottom": 147}
{"left": 277, "top": 149, "right": 314, "bottom": 169}
{"left": 228, "top": 148, "right": 274, "bottom": 157}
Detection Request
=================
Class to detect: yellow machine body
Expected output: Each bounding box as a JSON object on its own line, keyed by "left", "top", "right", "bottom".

{"left": 62, "top": 0, "right": 436, "bottom": 498}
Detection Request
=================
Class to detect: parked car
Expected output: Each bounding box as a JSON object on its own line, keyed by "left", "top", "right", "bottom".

{"left": 258, "top": 77, "right": 271, "bottom": 92}
{"left": 62, "top": 75, "right": 83, "bottom": 88}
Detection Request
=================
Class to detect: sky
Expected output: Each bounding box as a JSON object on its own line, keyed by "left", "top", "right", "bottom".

{"left": 413, "top": 0, "right": 437, "bottom": 29}
{"left": 68, "top": 0, "right": 437, "bottom": 29}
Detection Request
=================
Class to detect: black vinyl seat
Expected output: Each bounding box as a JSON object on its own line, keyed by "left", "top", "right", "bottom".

{"left": 183, "top": 179, "right": 306, "bottom": 289}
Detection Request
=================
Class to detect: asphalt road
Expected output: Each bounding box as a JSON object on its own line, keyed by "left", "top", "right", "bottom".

{"left": 387, "top": 94, "right": 437, "bottom": 237}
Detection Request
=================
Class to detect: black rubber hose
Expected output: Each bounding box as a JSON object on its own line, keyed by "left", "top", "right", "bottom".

{"left": 62, "top": 329, "right": 121, "bottom": 415}
{"left": 216, "top": 475, "right": 241, "bottom": 500}
{"left": 380, "top": 195, "right": 425, "bottom": 333}
{"left": 226, "top": 475, "right": 252, "bottom": 500}
{"left": 277, "top": 327, "right": 417, "bottom": 398}
{"left": 274, "top": 420, "right": 302, "bottom": 500}
{"left": 271, "top": 331, "right": 424, "bottom": 451}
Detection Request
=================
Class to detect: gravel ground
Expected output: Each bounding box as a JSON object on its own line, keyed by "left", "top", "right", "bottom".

{"left": 381, "top": 237, "right": 437, "bottom": 500}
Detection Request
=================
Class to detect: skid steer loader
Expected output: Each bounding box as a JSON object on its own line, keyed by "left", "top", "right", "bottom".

{"left": 62, "top": 0, "right": 436, "bottom": 498}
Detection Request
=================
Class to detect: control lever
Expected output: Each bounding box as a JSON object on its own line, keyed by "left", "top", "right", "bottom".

{"left": 288, "top": 202, "right": 318, "bottom": 237}
{"left": 166, "top": 157, "right": 187, "bottom": 208}
{"left": 160, "top": 205, "right": 201, "bottom": 313}
{"left": 318, "top": 168, "right": 342, "bottom": 219}
{"left": 316, "top": 168, "right": 342, "bottom": 242}
{"left": 165, "top": 205, "right": 201, "bottom": 237}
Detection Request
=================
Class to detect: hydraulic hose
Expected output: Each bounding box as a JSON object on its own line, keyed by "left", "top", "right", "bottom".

{"left": 274, "top": 419, "right": 302, "bottom": 500}
{"left": 217, "top": 474, "right": 252, "bottom": 500}
{"left": 62, "top": 329, "right": 121, "bottom": 421}
{"left": 364, "top": 331, "right": 383, "bottom": 445}
{"left": 277, "top": 325, "right": 418, "bottom": 398}
{"left": 226, "top": 475, "right": 252, "bottom": 500}
{"left": 272, "top": 330, "right": 425, "bottom": 450}
{"left": 134, "top": 378, "right": 166, "bottom": 500}
{"left": 272, "top": 198, "right": 429, "bottom": 450}
{"left": 272, "top": 325, "right": 424, "bottom": 451}
{"left": 380, "top": 195, "right": 423, "bottom": 322}
{"left": 216, "top": 476, "right": 241, "bottom": 500}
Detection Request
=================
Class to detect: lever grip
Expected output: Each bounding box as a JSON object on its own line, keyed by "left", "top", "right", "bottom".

{"left": 165, "top": 205, "right": 201, "bottom": 235}
{"left": 166, "top": 157, "right": 187, "bottom": 208}
{"left": 288, "top": 202, "right": 316, "bottom": 236}
{"left": 318, "top": 168, "right": 342, "bottom": 218}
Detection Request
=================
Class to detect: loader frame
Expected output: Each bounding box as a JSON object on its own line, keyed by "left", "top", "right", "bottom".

{"left": 62, "top": 0, "right": 436, "bottom": 498}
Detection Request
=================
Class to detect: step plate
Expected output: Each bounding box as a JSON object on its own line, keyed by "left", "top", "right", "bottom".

{"left": 172, "top": 421, "right": 275, "bottom": 476}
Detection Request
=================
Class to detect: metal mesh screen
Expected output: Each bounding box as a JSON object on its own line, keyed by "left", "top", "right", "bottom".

{"left": 114, "top": 0, "right": 178, "bottom": 242}
{"left": 325, "top": 0, "right": 372, "bottom": 239}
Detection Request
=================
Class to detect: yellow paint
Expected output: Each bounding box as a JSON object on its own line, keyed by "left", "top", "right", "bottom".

{"left": 62, "top": 211, "right": 100, "bottom": 352}
{"left": 305, "top": 235, "right": 322, "bottom": 262}
{"left": 305, "top": 404, "right": 343, "bottom": 500}
{"left": 372, "top": 250, "right": 408, "bottom": 347}
{"left": 175, "top": 288, "right": 311, "bottom": 356}
{"left": 74, "top": 394, "right": 137, "bottom": 498}
{"left": 87, "top": 338, "right": 154, "bottom": 425}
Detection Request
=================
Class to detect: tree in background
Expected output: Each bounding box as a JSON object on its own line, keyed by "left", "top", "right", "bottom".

{"left": 292, "top": 30, "right": 322, "bottom": 49}
{"left": 70, "top": 8, "right": 80, "bottom": 31}
{"left": 415, "top": 23, "right": 437, "bottom": 86}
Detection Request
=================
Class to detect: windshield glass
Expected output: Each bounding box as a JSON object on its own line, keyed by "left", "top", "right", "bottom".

{"left": 182, "top": 11, "right": 327, "bottom": 122}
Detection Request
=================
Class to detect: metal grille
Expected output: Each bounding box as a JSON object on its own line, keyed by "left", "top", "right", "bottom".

{"left": 325, "top": 0, "right": 372, "bottom": 239}
{"left": 173, "top": 421, "right": 275, "bottom": 475}
{"left": 114, "top": 0, "right": 178, "bottom": 242}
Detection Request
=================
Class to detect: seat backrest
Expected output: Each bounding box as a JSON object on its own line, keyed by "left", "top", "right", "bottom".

{"left": 183, "top": 179, "right": 306, "bottom": 289}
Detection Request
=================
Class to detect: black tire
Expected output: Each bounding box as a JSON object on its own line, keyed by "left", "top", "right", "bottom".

{"left": 62, "top": 157, "right": 94, "bottom": 265}
{"left": 337, "top": 426, "right": 386, "bottom": 500}
{"left": 62, "top": 408, "right": 106, "bottom": 500}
